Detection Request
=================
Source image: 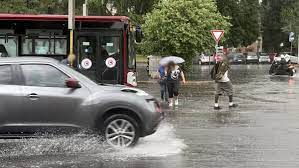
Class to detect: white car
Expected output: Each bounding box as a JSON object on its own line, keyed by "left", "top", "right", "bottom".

{"left": 199, "top": 54, "right": 215, "bottom": 65}
{"left": 289, "top": 55, "right": 299, "bottom": 64}
{"left": 259, "top": 53, "right": 271, "bottom": 64}
{"left": 277, "top": 54, "right": 299, "bottom": 64}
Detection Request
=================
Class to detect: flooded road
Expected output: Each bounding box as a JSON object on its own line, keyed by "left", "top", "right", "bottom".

{"left": 1, "top": 64, "right": 299, "bottom": 168}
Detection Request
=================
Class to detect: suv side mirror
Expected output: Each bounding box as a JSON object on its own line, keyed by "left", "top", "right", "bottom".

{"left": 65, "top": 78, "right": 81, "bottom": 88}
{"left": 135, "top": 25, "right": 143, "bottom": 43}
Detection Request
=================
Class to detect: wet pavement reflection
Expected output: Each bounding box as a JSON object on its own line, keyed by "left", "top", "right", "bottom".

{"left": 1, "top": 64, "right": 299, "bottom": 168}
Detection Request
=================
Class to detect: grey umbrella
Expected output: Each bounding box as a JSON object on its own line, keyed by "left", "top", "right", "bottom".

{"left": 159, "top": 56, "right": 185, "bottom": 65}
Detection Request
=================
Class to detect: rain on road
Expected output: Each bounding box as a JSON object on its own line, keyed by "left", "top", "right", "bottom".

{"left": 1, "top": 64, "right": 299, "bottom": 168}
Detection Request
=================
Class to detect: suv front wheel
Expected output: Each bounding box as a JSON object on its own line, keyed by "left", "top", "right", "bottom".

{"left": 103, "top": 114, "right": 140, "bottom": 147}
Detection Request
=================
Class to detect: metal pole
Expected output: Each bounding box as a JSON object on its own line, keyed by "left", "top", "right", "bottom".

{"left": 290, "top": 42, "right": 293, "bottom": 54}
{"left": 298, "top": 36, "right": 299, "bottom": 64}
{"left": 83, "top": 0, "right": 88, "bottom": 16}
{"left": 69, "top": 29, "right": 74, "bottom": 52}
{"left": 213, "top": 43, "right": 218, "bottom": 72}
{"left": 215, "top": 43, "right": 218, "bottom": 58}
{"left": 68, "top": 0, "right": 75, "bottom": 67}
{"left": 209, "top": 52, "right": 211, "bottom": 73}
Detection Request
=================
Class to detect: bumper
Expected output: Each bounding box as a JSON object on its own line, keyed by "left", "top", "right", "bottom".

{"left": 141, "top": 112, "right": 164, "bottom": 137}
{"left": 232, "top": 60, "right": 246, "bottom": 64}
{"left": 246, "top": 59, "right": 259, "bottom": 63}
{"left": 259, "top": 61, "right": 270, "bottom": 64}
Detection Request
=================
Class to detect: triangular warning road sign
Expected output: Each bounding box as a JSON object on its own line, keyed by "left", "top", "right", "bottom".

{"left": 210, "top": 30, "right": 224, "bottom": 43}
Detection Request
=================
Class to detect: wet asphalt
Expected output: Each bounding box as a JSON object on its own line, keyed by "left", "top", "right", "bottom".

{"left": 1, "top": 64, "right": 299, "bottom": 168}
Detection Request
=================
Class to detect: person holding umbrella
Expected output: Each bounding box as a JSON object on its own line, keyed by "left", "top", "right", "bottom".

{"left": 160, "top": 56, "right": 186, "bottom": 107}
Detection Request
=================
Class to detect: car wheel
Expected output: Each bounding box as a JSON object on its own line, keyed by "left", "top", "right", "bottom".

{"left": 103, "top": 114, "right": 140, "bottom": 147}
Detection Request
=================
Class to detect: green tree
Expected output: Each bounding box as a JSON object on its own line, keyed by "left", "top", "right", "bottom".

{"left": 0, "top": 0, "right": 158, "bottom": 24}
{"left": 216, "top": 0, "right": 260, "bottom": 48}
{"left": 0, "top": 0, "right": 86, "bottom": 14}
{"left": 0, "top": 0, "right": 37, "bottom": 13}
{"left": 261, "top": 0, "right": 296, "bottom": 52}
{"left": 143, "top": 0, "right": 230, "bottom": 67}
{"left": 87, "top": 0, "right": 110, "bottom": 16}
{"left": 87, "top": 0, "right": 158, "bottom": 24}
{"left": 281, "top": 0, "right": 299, "bottom": 49}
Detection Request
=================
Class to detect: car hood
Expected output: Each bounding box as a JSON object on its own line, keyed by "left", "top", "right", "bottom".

{"left": 95, "top": 84, "right": 153, "bottom": 98}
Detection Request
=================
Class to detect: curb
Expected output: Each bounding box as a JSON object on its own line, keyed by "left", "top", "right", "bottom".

{"left": 138, "top": 80, "right": 213, "bottom": 85}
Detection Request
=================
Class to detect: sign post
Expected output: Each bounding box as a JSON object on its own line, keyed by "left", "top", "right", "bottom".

{"left": 83, "top": 0, "right": 88, "bottom": 16}
{"left": 289, "top": 32, "right": 295, "bottom": 54}
{"left": 210, "top": 30, "right": 225, "bottom": 71}
{"left": 68, "top": 0, "right": 75, "bottom": 67}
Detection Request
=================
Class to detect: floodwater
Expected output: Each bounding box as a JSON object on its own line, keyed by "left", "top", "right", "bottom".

{"left": 1, "top": 64, "right": 299, "bottom": 168}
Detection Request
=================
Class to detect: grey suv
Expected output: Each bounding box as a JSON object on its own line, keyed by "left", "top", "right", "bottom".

{"left": 0, "top": 57, "right": 163, "bottom": 147}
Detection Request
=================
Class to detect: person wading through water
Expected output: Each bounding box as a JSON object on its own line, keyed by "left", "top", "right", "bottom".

{"left": 166, "top": 61, "right": 186, "bottom": 107}
{"left": 211, "top": 54, "right": 238, "bottom": 110}
{"left": 158, "top": 64, "right": 168, "bottom": 102}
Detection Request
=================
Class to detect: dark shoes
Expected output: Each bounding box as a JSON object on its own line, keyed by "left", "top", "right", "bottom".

{"left": 229, "top": 104, "right": 238, "bottom": 108}
{"left": 214, "top": 106, "right": 221, "bottom": 110}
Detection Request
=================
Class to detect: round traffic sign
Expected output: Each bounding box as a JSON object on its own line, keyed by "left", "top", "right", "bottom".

{"left": 81, "top": 58, "right": 92, "bottom": 70}
{"left": 105, "top": 57, "right": 116, "bottom": 68}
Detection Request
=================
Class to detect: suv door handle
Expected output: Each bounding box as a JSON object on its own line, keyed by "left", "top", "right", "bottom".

{"left": 27, "top": 93, "right": 40, "bottom": 100}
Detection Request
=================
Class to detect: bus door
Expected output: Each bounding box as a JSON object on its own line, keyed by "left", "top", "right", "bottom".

{"left": 76, "top": 31, "right": 122, "bottom": 84}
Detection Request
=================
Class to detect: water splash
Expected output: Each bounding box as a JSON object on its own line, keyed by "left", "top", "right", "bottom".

{"left": 115, "top": 122, "right": 187, "bottom": 158}
{"left": 0, "top": 122, "right": 186, "bottom": 160}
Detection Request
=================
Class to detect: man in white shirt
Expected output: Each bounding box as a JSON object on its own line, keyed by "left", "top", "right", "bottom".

{"left": 211, "top": 54, "right": 238, "bottom": 110}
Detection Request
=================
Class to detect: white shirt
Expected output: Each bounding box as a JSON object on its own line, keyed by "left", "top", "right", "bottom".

{"left": 219, "top": 70, "right": 230, "bottom": 82}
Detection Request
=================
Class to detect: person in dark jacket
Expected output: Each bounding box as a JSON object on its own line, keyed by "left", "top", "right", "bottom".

{"left": 211, "top": 54, "right": 237, "bottom": 110}
{"left": 61, "top": 58, "right": 70, "bottom": 66}
{"left": 158, "top": 64, "right": 168, "bottom": 102}
{"left": 0, "top": 45, "right": 9, "bottom": 57}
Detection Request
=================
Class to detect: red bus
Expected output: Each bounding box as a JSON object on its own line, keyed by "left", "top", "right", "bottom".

{"left": 0, "top": 14, "right": 140, "bottom": 86}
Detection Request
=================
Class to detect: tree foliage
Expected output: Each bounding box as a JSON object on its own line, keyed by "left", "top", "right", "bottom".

{"left": 261, "top": 0, "right": 297, "bottom": 52}
{"left": 0, "top": 0, "right": 157, "bottom": 25}
{"left": 142, "top": 0, "right": 230, "bottom": 67}
{"left": 281, "top": 0, "right": 299, "bottom": 47}
{"left": 216, "top": 0, "right": 260, "bottom": 48}
{"left": 87, "top": 0, "right": 158, "bottom": 24}
{"left": 0, "top": 0, "right": 85, "bottom": 15}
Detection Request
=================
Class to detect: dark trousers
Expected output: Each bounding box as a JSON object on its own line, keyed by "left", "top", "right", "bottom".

{"left": 160, "top": 82, "right": 168, "bottom": 101}
{"left": 167, "top": 81, "right": 179, "bottom": 98}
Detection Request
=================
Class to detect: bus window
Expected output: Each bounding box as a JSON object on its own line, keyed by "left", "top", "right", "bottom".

{"left": 0, "top": 36, "right": 18, "bottom": 57}
{"left": 21, "top": 36, "right": 66, "bottom": 55}
{"left": 97, "top": 36, "right": 120, "bottom": 83}
{"left": 101, "top": 36, "right": 120, "bottom": 57}
{"left": 22, "top": 36, "right": 33, "bottom": 55}
{"left": 35, "top": 37, "right": 53, "bottom": 54}
{"left": 54, "top": 38, "right": 67, "bottom": 55}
